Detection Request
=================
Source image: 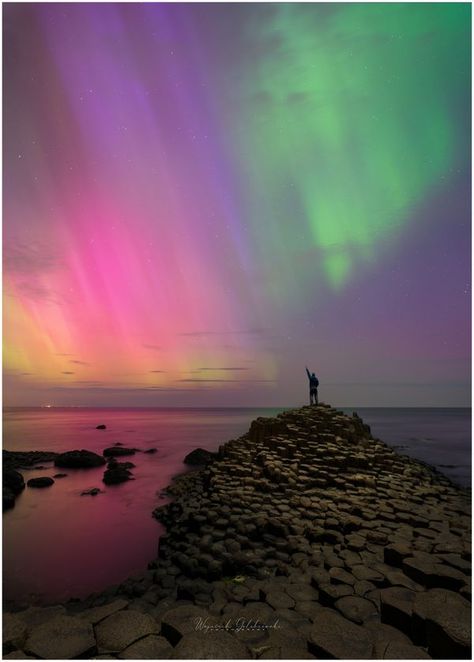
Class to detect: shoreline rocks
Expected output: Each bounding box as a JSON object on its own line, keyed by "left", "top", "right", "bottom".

{"left": 3, "top": 469, "right": 26, "bottom": 511}
{"left": 3, "top": 404, "right": 471, "bottom": 659}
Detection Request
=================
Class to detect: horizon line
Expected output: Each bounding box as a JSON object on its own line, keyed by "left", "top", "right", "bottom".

{"left": 3, "top": 404, "right": 471, "bottom": 410}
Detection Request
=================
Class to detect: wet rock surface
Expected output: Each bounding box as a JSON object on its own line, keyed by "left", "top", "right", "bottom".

{"left": 54, "top": 450, "right": 106, "bottom": 469}
{"left": 103, "top": 459, "right": 134, "bottom": 485}
{"left": 26, "top": 477, "right": 55, "bottom": 488}
{"left": 103, "top": 447, "right": 136, "bottom": 458}
{"left": 183, "top": 448, "right": 217, "bottom": 466}
{"left": 3, "top": 451, "right": 58, "bottom": 470}
{"left": 4, "top": 405, "right": 471, "bottom": 659}
{"left": 3, "top": 469, "right": 26, "bottom": 510}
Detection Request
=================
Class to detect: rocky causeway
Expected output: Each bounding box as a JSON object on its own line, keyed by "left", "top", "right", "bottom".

{"left": 3, "top": 404, "right": 471, "bottom": 659}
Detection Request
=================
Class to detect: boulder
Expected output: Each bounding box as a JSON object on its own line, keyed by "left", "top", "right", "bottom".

{"left": 103, "top": 447, "right": 136, "bottom": 457}
{"left": 95, "top": 610, "right": 159, "bottom": 652}
{"left": 119, "top": 634, "right": 173, "bottom": 659}
{"left": 96, "top": 425, "right": 107, "bottom": 429}
{"left": 53, "top": 473, "right": 68, "bottom": 478}
{"left": 144, "top": 448, "right": 157, "bottom": 454}
{"left": 103, "top": 466, "right": 133, "bottom": 485}
{"left": 54, "top": 450, "right": 106, "bottom": 468}
{"left": 24, "top": 615, "right": 95, "bottom": 659}
{"left": 4, "top": 469, "right": 25, "bottom": 495}
{"left": 27, "top": 477, "right": 54, "bottom": 488}
{"left": 107, "top": 459, "right": 135, "bottom": 470}
{"left": 308, "top": 607, "right": 374, "bottom": 658}
{"left": 3, "top": 488, "right": 16, "bottom": 511}
{"left": 81, "top": 488, "right": 102, "bottom": 496}
{"left": 3, "top": 450, "right": 57, "bottom": 469}
{"left": 183, "top": 448, "right": 217, "bottom": 465}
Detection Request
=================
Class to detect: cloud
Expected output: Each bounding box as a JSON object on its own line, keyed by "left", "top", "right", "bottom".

{"left": 45, "top": 385, "right": 202, "bottom": 393}
{"left": 61, "top": 371, "right": 75, "bottom": 375}
{"left": 179, "top": 378, "right": 241, "bottom": 383}
{"left": 178, "top": 378, "right": 276, "bottom": 383}
{"left": 177, "top": 328, "right": 265, "bottom": 337}
{"left": 70, "top": 360, "right": 91, "bottom": 366}
{"left": 149, "top": 370, "right": 165, "bottom": 373}
{"left": 198, "top": 367, "right": 249, "bottom": 371}
{"left": 142, "top": 344, "right": 161, "bottom": 351}
{"left": 55, "top": 353, "right": 73, "bottom": 357}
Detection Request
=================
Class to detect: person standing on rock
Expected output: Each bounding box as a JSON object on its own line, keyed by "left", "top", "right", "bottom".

{"left": 306, "top": 367, "right": 319, "bottom": 405}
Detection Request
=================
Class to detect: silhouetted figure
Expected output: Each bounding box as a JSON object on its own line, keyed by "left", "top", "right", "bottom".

{"left": 306, "top": 367, "right": 319, "bottom": 405}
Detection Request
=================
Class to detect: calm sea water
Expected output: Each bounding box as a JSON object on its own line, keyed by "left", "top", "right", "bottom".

{"left": 3, "top": 406, "right": 470, "bottom": 607}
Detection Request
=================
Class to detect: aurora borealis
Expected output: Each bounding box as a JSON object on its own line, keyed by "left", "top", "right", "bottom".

{"left": 3, "top": 3, "right": 471, "bottom": 407}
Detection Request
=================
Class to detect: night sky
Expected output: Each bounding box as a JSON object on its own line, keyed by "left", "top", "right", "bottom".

{"left": 3, "top": 3, "right": 471, "bottom": 407}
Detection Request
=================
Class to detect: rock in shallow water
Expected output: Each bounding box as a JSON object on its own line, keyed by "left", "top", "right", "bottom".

{"left": 54, "top": 450, "right": 106, "bottom": 468}
{"left": 3, "top": 488, "right": 16, "bottom": 511}
{"left": 81, "top": 487, "right": 102, "bottom": 496}
{"left": 103, "top": 464, "right": 134, "bottom": 485}
{"left": 27, "top": 477, "right": 54, "bottom": 488}
{"left": 103, "top": 447, "right": 136, "bottom": 457}
{"left": 4, "top": 469, "right": 25, "bottom": 495}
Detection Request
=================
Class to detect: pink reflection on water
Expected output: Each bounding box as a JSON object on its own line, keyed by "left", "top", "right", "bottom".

{"left": 3, "top": 407, "right": 277, "bottom": 606}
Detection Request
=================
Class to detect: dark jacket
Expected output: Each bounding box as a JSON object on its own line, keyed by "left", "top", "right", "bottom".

{"left": 306, "top": 368, "right": 319, "bottom": 389}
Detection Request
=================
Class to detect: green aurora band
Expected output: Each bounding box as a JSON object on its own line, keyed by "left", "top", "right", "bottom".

{"left": 233, "top": 3, "right": 470, "bottom": 294}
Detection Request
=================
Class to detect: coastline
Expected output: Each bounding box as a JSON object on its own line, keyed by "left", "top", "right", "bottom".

{"left": 3, "top": 404, "right": 471, "bottom": 659}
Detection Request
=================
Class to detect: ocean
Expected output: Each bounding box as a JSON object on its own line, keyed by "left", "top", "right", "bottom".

{"left": 3, "top": 406, "right": 471, "bottom": 607}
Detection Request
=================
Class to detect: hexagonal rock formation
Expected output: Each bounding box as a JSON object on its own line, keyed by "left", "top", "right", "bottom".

{"left": 3, "top": 405, "right": 471, "bottom": 659}
{"left": 24, "top": 615, "right": 95, "bottom": 659}
{"left": 94, "top": 609, "right": 159, "bottom": 652}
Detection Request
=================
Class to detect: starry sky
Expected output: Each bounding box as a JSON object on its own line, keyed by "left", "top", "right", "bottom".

{"left": 3, "top": 3, "right": 471, "bottom": 407}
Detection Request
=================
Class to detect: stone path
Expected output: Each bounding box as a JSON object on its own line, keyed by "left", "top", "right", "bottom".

{"left": 3, "top": 405, "right": 471, "bottom": 658}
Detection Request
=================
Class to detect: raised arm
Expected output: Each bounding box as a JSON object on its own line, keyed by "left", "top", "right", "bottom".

{"left": 306, "top": 367, "right": 311, "bottom": 380}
